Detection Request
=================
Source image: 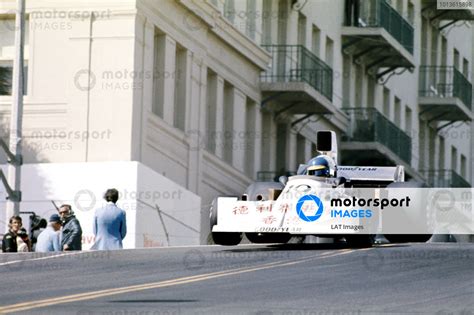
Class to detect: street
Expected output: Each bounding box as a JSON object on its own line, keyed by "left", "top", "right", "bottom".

{"left": 0, "top": 243, "right": 472, "bottom": 314}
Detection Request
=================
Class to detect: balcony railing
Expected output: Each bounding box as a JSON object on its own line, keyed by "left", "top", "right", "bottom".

{"left": 419, "top": 66, "right": 472, "bottom": 110}
{"left": 343, "top": 108, "right": 412, "bottom": 164}
{"left": 260, "top": 45, "right": 333, "bottom": 101}
{"left": 355, "top": 0, "right": 414, "bottom": 53}
{"left": 420, "top": 170, "right": 471, "bottom": 187}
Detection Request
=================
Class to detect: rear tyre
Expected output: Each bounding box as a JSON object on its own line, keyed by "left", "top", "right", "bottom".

{"left": 344, "top": 235, "right": 374, "bottom": 248}
{"left": 212, "top": 232, "right": 243, "bottom": 246}
{"left": 245, "top": 233, "right": 292, "bottom": 244}
{"left": 384, "top": 234, "right": 432, "bottom": 243}
{"left": 209, "top": 198, "right": 243, "bottom": 246}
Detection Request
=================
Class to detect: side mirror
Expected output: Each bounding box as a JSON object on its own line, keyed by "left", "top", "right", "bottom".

{"left": 278, "top": 176, "right": 288, "bottom": 186}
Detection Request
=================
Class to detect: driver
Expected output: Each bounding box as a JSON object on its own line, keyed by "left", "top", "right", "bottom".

{"left": 306, "top": 155, "right": 337, "bottom": 178}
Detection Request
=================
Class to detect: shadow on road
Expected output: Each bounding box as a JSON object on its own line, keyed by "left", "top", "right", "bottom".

{"left": 109, "top": 299, "right": 198, "bottom": 303}
{"left": 222, "top": 243, "right": 409, "bottom": 253}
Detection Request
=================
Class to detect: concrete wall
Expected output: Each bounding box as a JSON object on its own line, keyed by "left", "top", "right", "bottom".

{"left": 0, "top": 161, "right": 201, "bottom": 249}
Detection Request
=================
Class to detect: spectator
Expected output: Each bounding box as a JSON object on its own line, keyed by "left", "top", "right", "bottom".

{"left": 1, "top": 215, "right": 23, "bottom": 252}
{"left": 59, "top": 204, "right": 82, "bottom": 251}
{"left": 35, "top": 214, "right": 62, "bottom": 252}
{"left": 91, "top": 188, "right": 127, "bottom": 250}
{"left": 16, "top": 228, "right": 31, "bottom": 252}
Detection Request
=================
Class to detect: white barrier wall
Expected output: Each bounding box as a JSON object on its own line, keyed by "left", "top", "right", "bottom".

{"left": 0, "top": 161, "right": 201, "bottom": 249}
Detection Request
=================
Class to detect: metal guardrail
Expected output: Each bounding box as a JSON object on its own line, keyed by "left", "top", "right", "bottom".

{"left": 420, "top": 169, "right": 471, "bottom": 187}
{"left": 357, "top": 0, "right": 414, "bottom": 53}
{"left": 343, "top": 107, "right": 412, "bottom": 164}
{"left": 260, "top": 45, "right": 333, "bottom": 101}
{"left": 419, "top": 66, "right": 472, "bottom": 110}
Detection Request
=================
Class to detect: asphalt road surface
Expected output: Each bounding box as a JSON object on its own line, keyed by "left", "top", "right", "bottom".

{"left": 0, "top": 243, "right": 472, "bottom": 315}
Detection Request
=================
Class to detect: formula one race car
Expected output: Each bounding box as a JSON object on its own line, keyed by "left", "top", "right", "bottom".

{"left": 210, "top": 131, "right": 432, "bottom": 247}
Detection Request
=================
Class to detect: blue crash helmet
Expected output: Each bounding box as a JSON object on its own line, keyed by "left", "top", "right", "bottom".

{"left": 306, "top": 155, "right": 336, "bottom": 178}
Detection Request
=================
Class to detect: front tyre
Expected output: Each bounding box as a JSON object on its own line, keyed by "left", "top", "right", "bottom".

{"left": 345, "top": 235, "right": 374, "bottom": 248}
{"left": 384, "top": 234, "right": 432, "bottom": 243}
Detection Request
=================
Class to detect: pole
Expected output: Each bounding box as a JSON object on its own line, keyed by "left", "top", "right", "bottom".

{"left": 5, "top": 0, "right": 25, "bottom": 224}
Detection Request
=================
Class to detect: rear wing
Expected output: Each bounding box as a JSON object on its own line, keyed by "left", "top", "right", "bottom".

{"left": 338, "top": 166, "right": 405, "bottom": 182}
{"left": 296, "top": 165, "right": 404, "bottom": 183}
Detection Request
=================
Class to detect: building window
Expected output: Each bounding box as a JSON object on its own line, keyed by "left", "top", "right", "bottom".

{"left": 438, "top": 136, "right": 445, "bottom": 170}
{"left": 0, "top": 61, "right": 28, "bottom": 96}
{"left": 246, "top": 0, "right": 257, "bottom": 40}
{"left": 325, "top": 36, "right": 334, "bottom": 67}
{"left": 383, "top": 87, "right": 390, "bottom": 118}
{"left": 418, "top": 119, "right": 426, "bottom": 170}
{"left": 245, "top": 98, "right": 257, "bottom": 177}
{"left": 223, "top": 82, "right": 234, "bottom": 164}
{"left": 431, "top": 27, "right": 439, "bottom": 66}
{"left": 174, "top": 45, "right": 187, "bottom": 131}
{"left": 394, "top": 97, "right": 401, "bottom": 127}
{"left": 441, "top": 36, "right": 447, "bottom": 66}
{"left": 297, "top": 13, "right": 306, "bottom": 46}
{"left": 152, "top": 31, "right": 167, "bottom": 118}
{"left": 296, "top": 134, "right": 306, "bottom": 165}
{"left": 407, "top": 1, "right": 414, "bottom": 25}
{"left": 355, "top": 64, "right": 363, "bottom": 106}
{"left": 405, "top": 106, "right": 412, "bottom": 135}
{"left": 460, "top": 154, "right": 467, "bottom": 178}
{"left": 342, "top": 55, "right": 352, "bottom": 107}
{"left": 276, "top": 123, "right": 287, "bottom": 172}
{"left": 262, "top": 0, "right": 272, "bottom": 45}
{"left": 453, "top": 48, "right": 460, "bottom": 70}
{"left": 451, "top": 146, "right": 457, "bottom": 171}
{"left": 428, "top": 127, "right": 436, "bottom": 170}
{"left": 224, "top": 0, "right": 235, "bottom": 24}
{"left": 0, "top": 17, "right": 29, "bottom": 96}
{"left": 261, "top": 112, "right": 273, "bottom": 170}
{"left": 311, "top": 25, "right": 321, "bottom": 57}
{"left": 462, "top": 58, "right": 469, "bottom": 79}
{"left": 206, "top": 70, "right": 218, "bottom": 153}
{"left": 367, "top": 76, "right": 375, "bottom": 108}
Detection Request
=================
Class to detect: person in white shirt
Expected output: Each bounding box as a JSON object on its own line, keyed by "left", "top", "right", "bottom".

{"left": 35, "top": 214, "right": 62, "bottom": 252}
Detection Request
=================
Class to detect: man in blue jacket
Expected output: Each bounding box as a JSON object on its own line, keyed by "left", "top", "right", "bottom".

{"left": 91, "top": 188, "right": 127, "bottom": 250}
{"left": 35, "top": 214, "right": 62, "bottom": 252}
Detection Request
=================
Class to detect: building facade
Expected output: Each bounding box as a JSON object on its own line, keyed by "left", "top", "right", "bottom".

{"left": 0, "top": 0, "right": 472, "bottom": 246}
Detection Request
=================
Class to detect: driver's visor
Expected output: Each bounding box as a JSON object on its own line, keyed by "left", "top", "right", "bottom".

{"left": 307, "top": 165, "right": 326, "bottom": 171}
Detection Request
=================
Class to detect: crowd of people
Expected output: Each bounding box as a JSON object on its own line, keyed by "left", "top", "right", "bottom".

{"left": 1, "top": 188, "right": 127, "bottom": 253}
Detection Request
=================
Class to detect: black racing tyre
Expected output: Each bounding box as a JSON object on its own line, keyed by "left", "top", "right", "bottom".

{"left": 384, "top": 234, "right": 432, "bottom": 243}
{"left": 209, "top": 198, "right": 242, "bottom": 246}
{"left": 212, "top": 232, "right": 243, "bottom": 246}
{"left": 245, "top": 232, "right": 292, "bottom": 244}
{"left": 345, "top": 235, "right": 374, "bottom": 248}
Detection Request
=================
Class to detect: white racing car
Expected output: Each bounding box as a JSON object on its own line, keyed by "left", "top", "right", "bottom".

{"left": 210, "top": 131, "right": 431, "bottom": 247}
